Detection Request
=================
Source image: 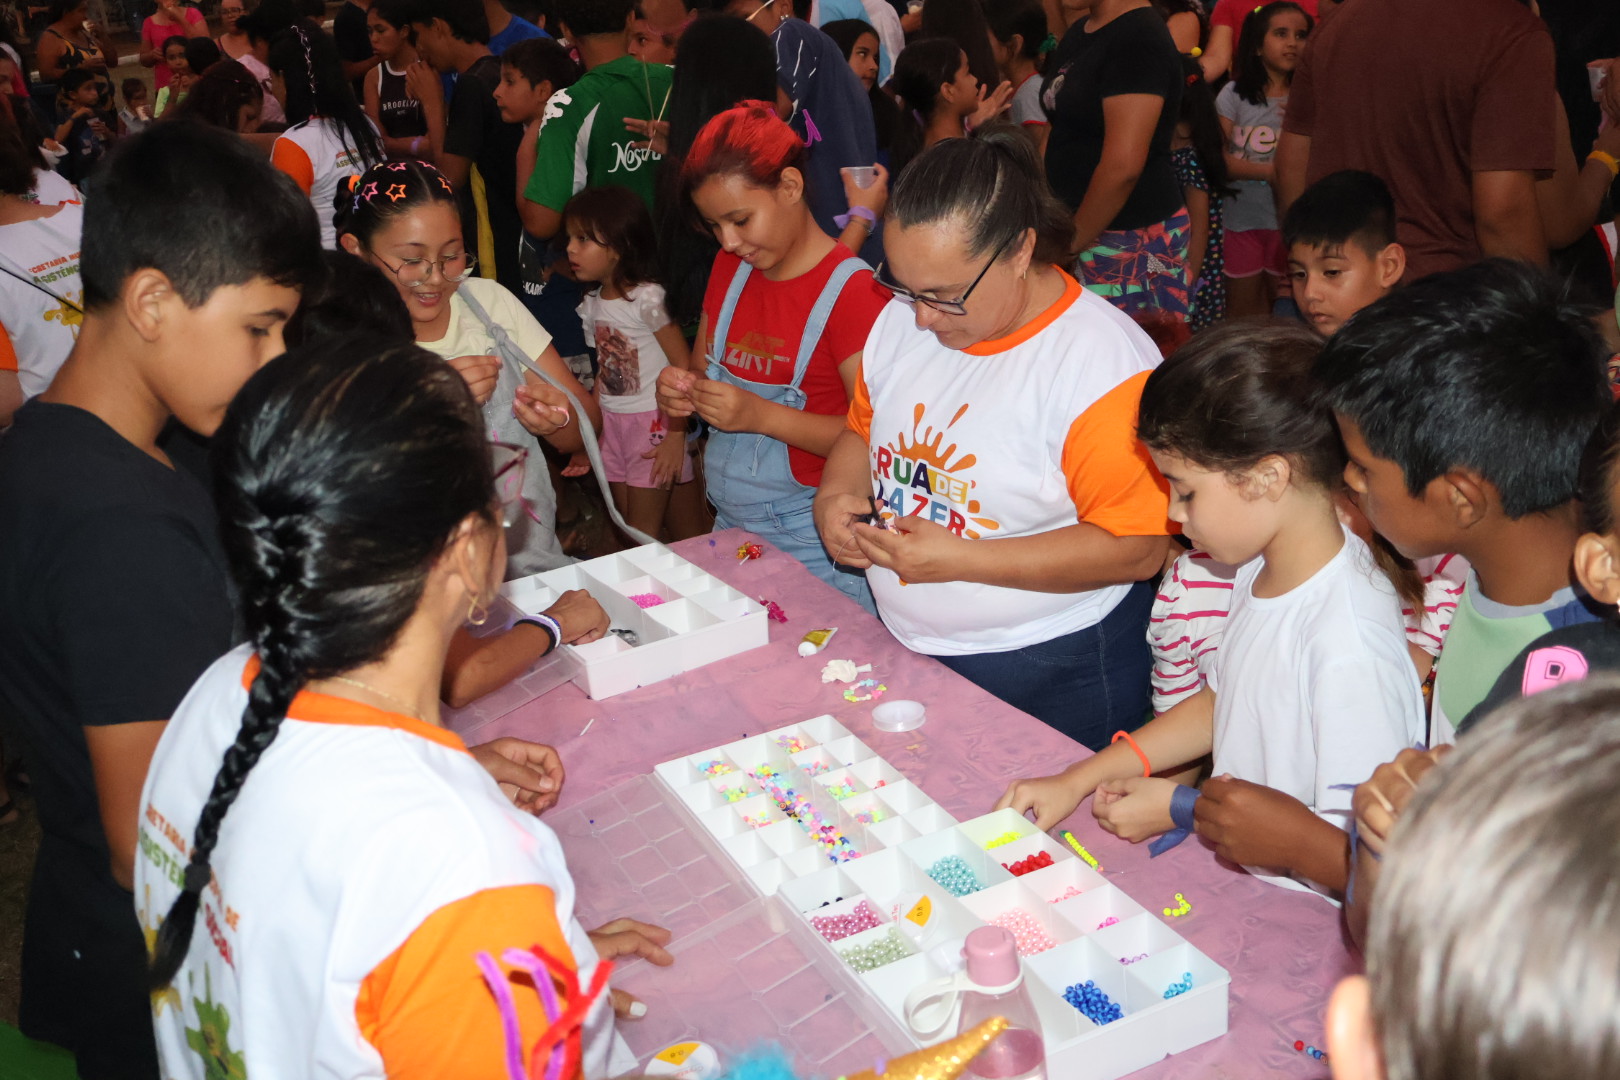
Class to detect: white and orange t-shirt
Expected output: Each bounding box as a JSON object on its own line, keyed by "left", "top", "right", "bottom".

{"left": 0, "top": 199, "right": 83, "bottom": 402}
{"left": 270, "top": 118, "right": 378, "bottom": 248}
{"left": 849, "top": 270, "right": 1172, "bottom": 655}
{"left": 135, "top": 645, "right": 625, "bottom": 1079}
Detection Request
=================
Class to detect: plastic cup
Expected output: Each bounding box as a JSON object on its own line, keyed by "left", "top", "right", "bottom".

{"left": 908, "top": 0, "right": 924, "bottom": 12}
{"left": 841, "top": 165, "right": 876, "bottom": 189}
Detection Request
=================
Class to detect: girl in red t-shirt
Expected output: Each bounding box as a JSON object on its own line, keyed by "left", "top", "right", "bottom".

{"left": 655, "top": 102, "right": 889, "bottom": 611}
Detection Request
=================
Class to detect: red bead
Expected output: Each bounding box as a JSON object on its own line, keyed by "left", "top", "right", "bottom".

{"left": 1294, "top": 1041, "right": 1304, "bottom": 1052}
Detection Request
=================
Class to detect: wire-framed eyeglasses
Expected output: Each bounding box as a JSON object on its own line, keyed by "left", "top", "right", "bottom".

{"left": 373, "top": 250, "right": 478, "bottom": 288}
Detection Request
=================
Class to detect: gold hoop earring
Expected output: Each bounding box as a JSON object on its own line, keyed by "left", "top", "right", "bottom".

{"left": 467, "top": 593, "right": 491, "bottom": 626}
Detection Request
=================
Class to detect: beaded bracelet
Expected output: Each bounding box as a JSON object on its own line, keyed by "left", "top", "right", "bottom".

{"left": 843, "top": 678, "right": 887, "bottom": 702}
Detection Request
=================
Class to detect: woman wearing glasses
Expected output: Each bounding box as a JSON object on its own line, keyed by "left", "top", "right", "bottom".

{"left": 339, "top": 160, "right": 600, "bottom": 576}
{"left": 656, "top": 102, "right": 890, "bottom": 610}
{"left": 814, "top": 131, "right": 1172, "bottom": 749}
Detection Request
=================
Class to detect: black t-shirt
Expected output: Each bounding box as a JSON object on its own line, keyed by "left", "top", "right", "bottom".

{"left": 445, "top": 54, "right": 526, "bottom": 296}
{"left": 1041, "top": 6, "right": 1186, "bottom": 231}
{"left": 333, "top": 0, "right": 375, "bottom": 96}
{"left": 0, "top": 401, "right": 233, "bottom": 1062}
{"left": 1458, "top": 620, "right": 1620, "bottom": 736}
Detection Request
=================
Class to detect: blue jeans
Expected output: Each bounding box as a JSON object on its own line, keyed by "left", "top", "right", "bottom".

{"left": 714, "top": 504, "right": 877, "bottom": 614}
{"left": 932, "top": 579, "right": 1155, "bottom": 750}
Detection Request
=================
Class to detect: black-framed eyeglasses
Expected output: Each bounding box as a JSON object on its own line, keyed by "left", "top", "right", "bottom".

{"left": 873, "top": 235, "right": 1012, "bottom": 317}
{"left": 372, "top": 250, "right": 478, "bottom": 288}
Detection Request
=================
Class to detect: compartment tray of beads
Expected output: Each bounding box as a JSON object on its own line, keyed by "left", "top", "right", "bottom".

{"left": 636, "top": 720, "right": 1232, "bottom": 1080}
{"left": 496, "top": 541, "right": 769, "bottom": 700}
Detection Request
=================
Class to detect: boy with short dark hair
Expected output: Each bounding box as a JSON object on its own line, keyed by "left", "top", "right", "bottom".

{"left": 1315, "top": 258, "right": 1612, "bottom": 748}
{"left": 517, "top": 0, "right": 670, "bottom": 242}
{"left": 495, "top": 34, "right": 577, "bottom": 126}
{"left": 118, "top": 77, "right": 151, "bottom": 135}
{"left": 407, "top": 0, "right": 527, "bottom": 294}
{"left": 0, "top": 122, "right": 321, "bottom": 1080}
{"left": 1284, "top": 169, "right": 1406, "bottom": 337}
{"left": 52, "top": 68, "right": 110, "bottom": 184}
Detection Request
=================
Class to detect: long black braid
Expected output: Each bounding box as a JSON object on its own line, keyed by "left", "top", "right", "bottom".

{"left": 149, "top": 338, "right": 495, "bottom": 989}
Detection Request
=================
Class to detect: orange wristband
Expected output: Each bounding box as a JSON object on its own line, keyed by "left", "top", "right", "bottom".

{"left": 1112, "top": 730, "right": 1151, "bottom": 778}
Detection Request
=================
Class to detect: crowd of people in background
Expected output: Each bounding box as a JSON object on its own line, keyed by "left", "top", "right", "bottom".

{"left": 0, "top": 0, "right": 1619, "bottom": 1078}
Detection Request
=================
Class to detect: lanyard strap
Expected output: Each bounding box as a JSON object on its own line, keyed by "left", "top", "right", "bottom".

{"left": 455, "top": 286, "right": 656, "bottom": 547}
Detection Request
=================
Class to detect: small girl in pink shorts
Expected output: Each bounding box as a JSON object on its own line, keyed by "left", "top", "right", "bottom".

{"left": 564, "top": 185, "right": 695, "bottom": 540}
{"left": 1216, "top": 1, "right": 1312, "bottom": 317}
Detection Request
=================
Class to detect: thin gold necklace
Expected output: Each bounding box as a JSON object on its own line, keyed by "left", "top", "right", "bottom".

{"left": 329, "top": 675, "right": 425, "bottom": 722}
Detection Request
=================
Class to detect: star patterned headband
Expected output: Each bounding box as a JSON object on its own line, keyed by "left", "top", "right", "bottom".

{"left": 340, "top": 161, "right": 455, "bottom": 213}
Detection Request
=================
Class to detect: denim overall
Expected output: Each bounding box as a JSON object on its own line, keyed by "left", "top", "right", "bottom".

{"left": 705, "top": 257, "right": 875, "bottom": 612}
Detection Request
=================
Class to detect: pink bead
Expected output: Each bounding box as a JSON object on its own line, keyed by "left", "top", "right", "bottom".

{"left": 812, "top": 899, "right": 881, "bottom": 942}
{"left": 1048, "top": 885, "right": 1084, "bottom": 903}
{"left": 990, "top": 908, "right": 1057, "bottom": 956}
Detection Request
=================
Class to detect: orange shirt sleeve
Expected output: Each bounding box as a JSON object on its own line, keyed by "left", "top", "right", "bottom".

{"left": 1061, "top": 370, "right": 1173, "bottom": 537}
{"left": 356, "top": 884, "right": 581, "bottom": 1080}
{"left": 846, "top": 359, "right": 873, "bottom": 440}
{"left": 270, "top": 138, "right": 315, "bottom": 196}
{"left": 0, "top": 320, "right": 18, "bottom": 373}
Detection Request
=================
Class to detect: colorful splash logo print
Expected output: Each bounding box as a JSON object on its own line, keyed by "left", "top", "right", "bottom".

{"left": 186, "top": 968, "right": 247, "bottom": 1080}
{"left": 872, "top": 403, "right": 1001, "bottom": 538}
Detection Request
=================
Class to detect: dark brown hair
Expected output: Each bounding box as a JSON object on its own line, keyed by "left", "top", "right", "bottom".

{"left": 561, "top": 184, "right": 660, "bottom": 294}
{"left": 1138, "top": 320, "right": 1342, "bottom": 488}
{"left": 1144, "top": 320, "right": 1426, "bottom": 608}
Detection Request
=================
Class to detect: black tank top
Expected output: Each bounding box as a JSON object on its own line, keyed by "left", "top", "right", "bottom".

{"left": 375, "top": 61, "right": 427, "bottom": 139}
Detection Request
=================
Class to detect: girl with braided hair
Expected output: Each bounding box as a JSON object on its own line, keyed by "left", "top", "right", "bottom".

{"left": 137, "top": 339, "right": 672, "bottom": 1078}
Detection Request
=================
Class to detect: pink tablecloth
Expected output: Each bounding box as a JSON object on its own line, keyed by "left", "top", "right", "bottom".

{"left": 474, "top": 529, "right": 1352, "bottom": 1078}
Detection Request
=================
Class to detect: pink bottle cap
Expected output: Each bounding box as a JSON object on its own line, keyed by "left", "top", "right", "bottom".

{"left": 962, "top": 926, "right": 1020, "bottom": 987}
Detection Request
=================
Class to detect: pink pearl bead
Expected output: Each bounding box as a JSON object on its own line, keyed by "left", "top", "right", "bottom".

{"left": 990, "top": 908, "right": 1057, "bottom": 956}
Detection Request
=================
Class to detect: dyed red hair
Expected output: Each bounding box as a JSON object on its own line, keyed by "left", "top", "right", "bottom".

{"left": 679, "top": 100, "right": 806, "bottom": 198}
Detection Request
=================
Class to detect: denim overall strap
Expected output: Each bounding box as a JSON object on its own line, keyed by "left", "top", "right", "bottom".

{"left": 703, "top": 256, "right": 866, "bottom": 515}
{"left": 456, "top": 287, "right": 655, "bottom": 548}
{"left": 705, "top": 257, "right": 754, "bottom": 381}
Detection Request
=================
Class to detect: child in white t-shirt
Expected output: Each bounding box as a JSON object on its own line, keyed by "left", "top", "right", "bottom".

{"left": 999, "top": 321, "right": 1423, "bottom": 900}
{"left": 562, "top": 186, "right": 694, "bottom": 541}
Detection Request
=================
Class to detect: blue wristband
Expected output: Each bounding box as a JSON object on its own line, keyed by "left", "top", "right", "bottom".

{"left": 1148, "top": 785, "right": 1202, "bottom": 858}
{"left": 1169, "top": 784, "right": 1201, "bottom": 832}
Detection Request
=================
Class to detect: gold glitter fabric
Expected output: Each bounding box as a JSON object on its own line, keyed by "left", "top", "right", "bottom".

{"left": 835, "top": 1018, "right": 1009, "bottom": 1080}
